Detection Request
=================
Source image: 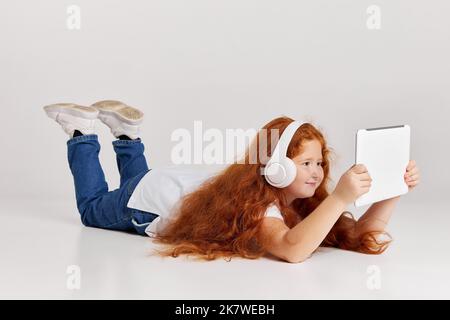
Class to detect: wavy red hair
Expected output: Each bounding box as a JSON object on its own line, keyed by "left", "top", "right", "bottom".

{"left": 151, "top": 116, "right": 391, "bottom": 261}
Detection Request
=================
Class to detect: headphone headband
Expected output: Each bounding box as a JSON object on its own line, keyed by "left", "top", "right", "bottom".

{"left": 268, "top": 121, "right": 303, "bottom": 164}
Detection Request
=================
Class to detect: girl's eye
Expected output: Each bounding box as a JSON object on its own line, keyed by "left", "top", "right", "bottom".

{"left": 303, "top": 162, "right": 323, "bottom": 166}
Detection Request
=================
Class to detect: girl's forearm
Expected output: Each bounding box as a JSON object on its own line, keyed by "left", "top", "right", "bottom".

{"left": 284, "top": 193, "right": 348, "bottom": 261}
{"left": 356, "top": 195, "right": 400, "bottom": 235}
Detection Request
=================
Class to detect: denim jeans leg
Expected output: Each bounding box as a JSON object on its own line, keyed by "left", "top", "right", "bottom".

{"left": 67, "top": 134, "right": 134, "bottom": 231}
{"left": 112, "top": 138, "right": 159, "bottom": 235}
{"left": 112, "top": 138, "right": 149, "bottom": 188}
{"left": 112, "top": 138, "right": 158, "bottom": 235}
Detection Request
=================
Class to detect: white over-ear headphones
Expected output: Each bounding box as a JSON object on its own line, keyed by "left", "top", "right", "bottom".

{"left": 263, "top": 120, "right": 304, "bottom": 188}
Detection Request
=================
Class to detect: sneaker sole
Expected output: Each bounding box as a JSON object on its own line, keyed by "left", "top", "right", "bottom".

{"left": 91, "top": 100, "right": 144, "bottom": 125}
{"left": 44, "top": 103, "right": 99, "bottom": 120}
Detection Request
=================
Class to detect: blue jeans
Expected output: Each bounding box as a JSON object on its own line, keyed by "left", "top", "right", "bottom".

{"left": 67, "top": 134, "right": 158, "bottom": 236}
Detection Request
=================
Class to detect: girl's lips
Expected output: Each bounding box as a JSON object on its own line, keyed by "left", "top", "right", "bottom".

{"left": 306, "top": 182, "right": 317, "bottom": 186}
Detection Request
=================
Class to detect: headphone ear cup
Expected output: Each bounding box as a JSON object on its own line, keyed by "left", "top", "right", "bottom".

{"left": 264, "top": 158, "right": 297, "bottom": 188}
{"left": 279, "top": 158, "right": 297, "bottom": 188}
{"left": 264, "top": 162, "right": 285, "bottom": 187}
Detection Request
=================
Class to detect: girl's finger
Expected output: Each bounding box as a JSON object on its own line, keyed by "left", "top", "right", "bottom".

{"left": 406, "top": 168, "right": 419, "bottom": 176}
{"left": 405, "top": 170, "right": 419, "bottom": 178}
{"left": 405, "top": 174, "right": 420, "bottom": 181}
{"left": 406, "top": 160, "right": 417, "bottom": 171}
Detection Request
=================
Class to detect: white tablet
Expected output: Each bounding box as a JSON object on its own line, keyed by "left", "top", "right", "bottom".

{"left": 354, "top": 125, "right": 410, "bottom": 207}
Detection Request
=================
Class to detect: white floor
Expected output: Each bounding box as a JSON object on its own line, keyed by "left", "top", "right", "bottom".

{"left": 1, "top": 197, "right": 449, "bottom": 299}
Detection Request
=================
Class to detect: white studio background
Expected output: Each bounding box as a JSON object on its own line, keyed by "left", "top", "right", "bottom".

{"left": 1, "top": 1, "right": 449, "bottom": 219}
{"left": 2, "top": 1, "right": 450, "bottom": 300}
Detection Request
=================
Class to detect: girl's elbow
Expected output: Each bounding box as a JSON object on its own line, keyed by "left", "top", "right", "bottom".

{"left": 285, "top": 254, "right": 310, "bottom": 264}
{"left": 284, "top": 247, "right": 312, "bottom": 264}
{"left": 282, "top": 235, "right": 312, "bottom": 263}
{"left": 285, "top": 256, "right": 304, "bottom": 264}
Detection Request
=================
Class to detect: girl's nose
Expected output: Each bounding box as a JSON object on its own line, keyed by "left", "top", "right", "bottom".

{"left": 310, "top": 168, "right": 319, "bottom": 178}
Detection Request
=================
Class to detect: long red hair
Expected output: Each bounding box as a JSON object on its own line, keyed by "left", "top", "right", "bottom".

{"left": 152, "top": 116, "right": 391, "bottom": 261}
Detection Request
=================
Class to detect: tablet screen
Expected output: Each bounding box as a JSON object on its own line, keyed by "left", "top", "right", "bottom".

{"left": 354, "top": 125, "right": 410, "bottom": 207}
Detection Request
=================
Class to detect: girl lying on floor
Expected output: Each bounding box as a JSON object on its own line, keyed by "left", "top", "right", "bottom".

{"left": 44, "top": 100, "right": 420, "bottom": 263}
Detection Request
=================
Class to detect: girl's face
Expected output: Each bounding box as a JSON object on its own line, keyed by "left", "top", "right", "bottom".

{"left": 283, "top": 139, "right": 324, "bottom": 204}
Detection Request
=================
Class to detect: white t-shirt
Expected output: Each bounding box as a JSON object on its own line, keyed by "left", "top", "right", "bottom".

{"left": 127, "top": 166, "right": 284, "bottom": 237}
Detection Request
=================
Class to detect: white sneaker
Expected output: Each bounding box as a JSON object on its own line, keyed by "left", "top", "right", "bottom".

{"left": 91, "top": 100, "right": 144, "bottom": 140}
{"left": 43, "top": 103, "right": 99, "bottom": 138}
